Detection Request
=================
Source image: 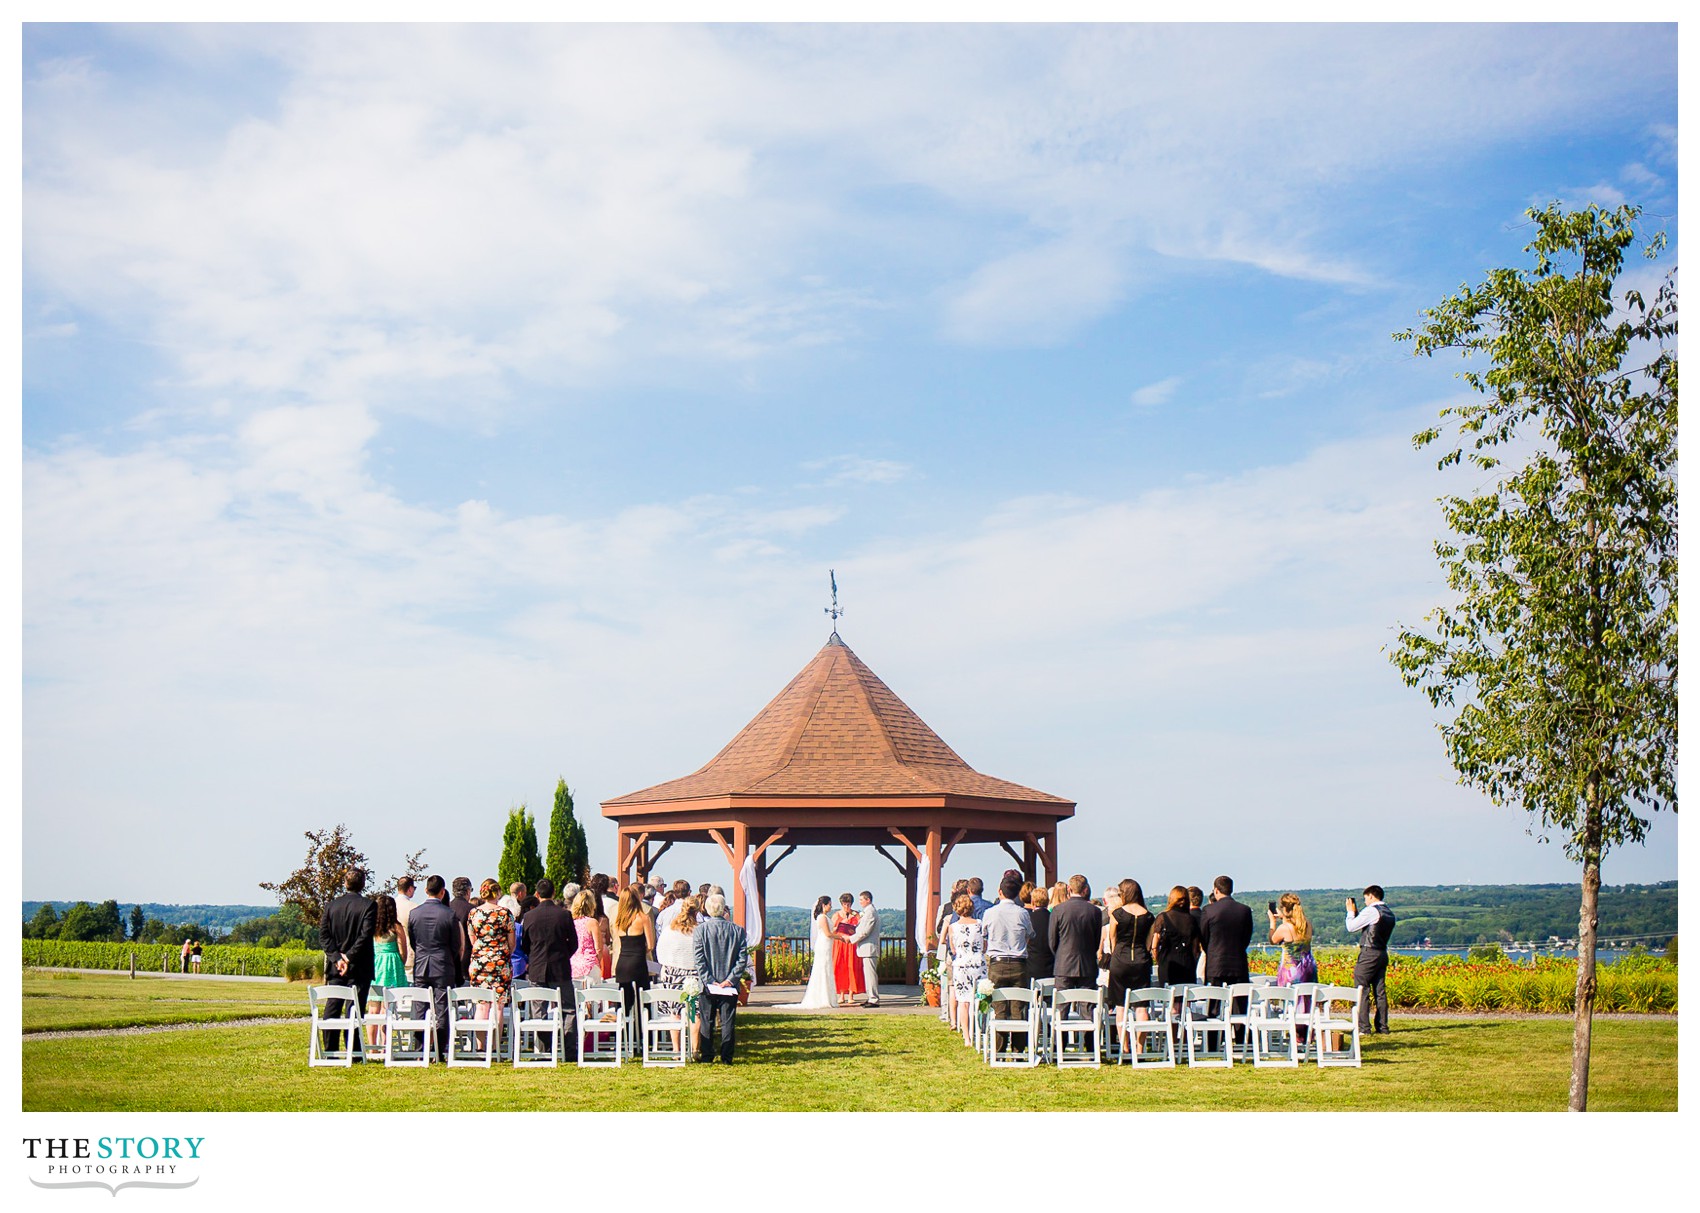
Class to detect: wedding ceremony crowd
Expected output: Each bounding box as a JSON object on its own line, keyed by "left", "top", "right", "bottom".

{"left": 313, "top": 863, "right": 1396, "bottom": 1068}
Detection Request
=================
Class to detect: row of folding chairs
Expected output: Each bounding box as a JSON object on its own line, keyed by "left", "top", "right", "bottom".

{"left": 961, "top": 979, "right": 1363, "bottom": 1069}
{"left": 307, "top": 979, "right": 693, "bottom": 1069}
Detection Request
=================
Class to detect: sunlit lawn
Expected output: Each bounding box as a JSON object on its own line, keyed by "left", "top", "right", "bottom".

{"left": 20, "top": 974, "right": 1676, "bottom": 1112}
{"left": 24, "top": 969, "right": 308, "bottom": 1032}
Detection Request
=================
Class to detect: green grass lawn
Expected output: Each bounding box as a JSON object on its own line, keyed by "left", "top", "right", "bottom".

{"left": 23, "top": 970, "right": 306, "bottom": 1032}
{"left": 20, "top": 973, "right": 1677, "bottom": 1111}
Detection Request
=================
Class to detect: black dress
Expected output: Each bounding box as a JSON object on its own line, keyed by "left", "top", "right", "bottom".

{"left": 1026, "top": 907, "right": 1053, "bottom": 980}
{"left": 614, "top": 928, "right": 651, "bottom": 1016}
{"left": 1152, "top": 908, "right": 1201, "bottom": 985}
{"left": 1107, "top": 907, "right": 1153, "bottom": 1007}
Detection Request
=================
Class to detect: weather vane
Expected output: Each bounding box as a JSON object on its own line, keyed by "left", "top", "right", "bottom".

{"left": 825, "top": 569, "right": 845, "bottom": 635}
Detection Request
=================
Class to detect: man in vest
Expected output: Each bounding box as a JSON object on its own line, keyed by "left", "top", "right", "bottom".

{"left": 1345, "top": 886, "right": 1396, "bottom": 1035}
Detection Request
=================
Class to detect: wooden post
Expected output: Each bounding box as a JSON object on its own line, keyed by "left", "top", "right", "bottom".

{"left": 731, "top": 822, "right": 750, "bottom": 929}
{"left": 923, "top": 825, "right": 942, "bottom": 956}
{"left": 129, "top": 951, "right": 136, "bottom": 979}
{"left": 904, "top": 847, "right": 919, "bottom": 985}
{"left": 1021, "top": 834, "right": 1037, "bottom": 885}
{"left": 1042, "top": 829, "right": 1058, "bottom": 887}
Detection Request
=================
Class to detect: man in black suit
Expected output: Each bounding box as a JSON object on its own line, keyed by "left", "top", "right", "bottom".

{"left": 407, "top": 875, "right": 463, "bottom": 1060}
{"left": 320, "top": 868, "right": 377, "bottom": 1055}
{"left": 1199, "top": 874, "right": 1254, "bottom": 1050}
{"left": 449, "top": 876, "right": 474, "bottom": 985}
{"left": 520, "top": 877, "right": 580, "bottom": 1059}
{"left": 1048, "top": 874, "right": 1101, "bottom": 1021}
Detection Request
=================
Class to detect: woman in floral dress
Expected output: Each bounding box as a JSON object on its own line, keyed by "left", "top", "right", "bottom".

{"left": 467, "top": 878, "right": 515, "bottom": 1035}
{"left": 945, "top": 893, "right": 986, "bottom": 1047}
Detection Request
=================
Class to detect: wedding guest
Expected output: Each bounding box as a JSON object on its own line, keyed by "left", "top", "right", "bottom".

{"left": 591, "top": 872, "right": 616, "bottom": 919}
{"left": 1199, "top": 875, "right": 1253, "bottom": 988}
{"left": 500, "top": 882, "right": 527, "bottom": 919}
{"left": 1108, "top": 879, "right": 1155, "bottom": 1044}
{"left": 655, "top": 898, "right": 703, "bottom": 1058}
{"left": 982, "top": 873, "right": 1031, "bottom": 1018}
{"left": 562, "top": 881, "right": 582, "bottom": 907}
{"left": 449, "top": 877, "right": 474, "bottom": 985}
{"left": 367, "top": 893, "right": 408, "bottom": 1050}
{"left": 692, "top": 893, "right": 748, "bottom": 1064}
{"left": 1269, "top": 892, "right": 1316, "bottom": 1045}
{"left": 1149, "top": 885, "right": 1201, "bottom": 985}
{"left": 1026, "top": 886, "right": 1054, "bottom": 982}
{"left": 612, "top": 885, "right": 656, "bottom": 1017}
{"left": 588, "top": 873, "right": 614, "bottom": 978}
{"left": 657, "top": 880, "right": 694, "bottom": 931}
{"left": 320, "top": 869, "right": 377, "bottom": 1053}
{"left": 945, "top": 893, "right": 986, "bottom": 1044}
{"left": 511, "top": 895, "right": 539, "bottom": 980}
{"left": 849, "top": 891, "right": 882, "bottom": 1007}
{"left": 968, "top": 876, "right": 993, "bottom": 918}
{"left": 1048, "top": 874, "right": 1101, "bottom": 1007}
{"left": 1347, "top": 886, "right": 1397, "bottom": 1035}
{"left": 569, "top": 890, "right": 606, "bottom": 981}
{"left": 521, "top": 878, "right": 579, "bottom": 1060}
{"left": 394, "top": 876, "right": 419, "bottom": 983}
{"left": 1097, "top": 886, "right": 1123, "bottom": 985}
{"left": 832, "top": 893, "right": 865, "bottom": 1006}
{"left": 1188, "top": 885, "right": 1206, "bottom": 979}
{"left": 407, "top": 876, "right": 462, "bottom": 1059}
{"left": 1049, "top": 881, "right": 1070, "bottom": 914}
{"left": 468, "top": 878, "right": 515, "bottom": 1031}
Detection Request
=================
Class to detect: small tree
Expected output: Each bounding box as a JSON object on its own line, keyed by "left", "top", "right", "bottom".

{"left": 498, "top": 805, "right": 544, "bottom": 891}
{"left": 57, "top": 902, "right": 101, "bottom": 942}
{"left": 259, "top": 824, "right": 372, "bottom": 927}
{"left": 92, "top": 899, "right": 125, "bottom": 942}
{"left": 1391, "top": 203, "right": 1677, "bottom": 1111}
{"left": 26, "top": 903, "right": 59, "bottom": 939}
{"left": 545, "top": 779, "right": 589, "bottom": 891}
{"left": 128, "top": 904, "right": 145, "bottom": 941}
{"left": 380, "top": 849, "right": 429, "bottom": 897}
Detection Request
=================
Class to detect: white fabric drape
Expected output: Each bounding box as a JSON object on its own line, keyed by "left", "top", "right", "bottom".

{"left": 739, "top": 854, "right": 763, "bottom": 947}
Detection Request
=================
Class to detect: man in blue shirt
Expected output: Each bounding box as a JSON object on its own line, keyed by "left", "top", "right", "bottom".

{"left": 968, "top": 876, "right": 994, "bottom": 919}
{"left": 982, "top": 873, "right": 1033, "bottom": 1019}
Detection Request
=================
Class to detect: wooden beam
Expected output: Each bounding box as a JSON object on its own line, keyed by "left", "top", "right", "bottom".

{"left": 998, "top": 840, "right": 1023, "bottom": 867}
{"left": 886, "top": 826, "right": 924, "bottom": 862}
{"left": 648, "top": 840, "right": 674, "bottom": 870}
{"left": 750, "top": 827, "right": 789, "bottom": 865}
{"left": 872, "top": 844, "right": 906, "bottom": 875}
{"left": 939, "top": 827, "right": 968, "bottom": 866}
{"left": 707, "top": 829, "right": 736, "bottom": 867}
{"left": 762, "top": 844, "right": 798, "bottom": 877}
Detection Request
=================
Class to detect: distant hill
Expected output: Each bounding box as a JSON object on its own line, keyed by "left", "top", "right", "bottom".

{"left": 22, "top": 883, "right": 1676, "bottom": 949}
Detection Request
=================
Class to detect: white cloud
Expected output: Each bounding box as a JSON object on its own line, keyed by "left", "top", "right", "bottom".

{"left": 802, "top": 455, "right": 914, "bottom": 485}
{"left": 1131, "top": 375, "right": 1181, "bottom": 408}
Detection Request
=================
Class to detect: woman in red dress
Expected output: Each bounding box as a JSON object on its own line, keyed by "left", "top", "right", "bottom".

{"left": 831, "top": 892, "right": 866, "bottom": 1006}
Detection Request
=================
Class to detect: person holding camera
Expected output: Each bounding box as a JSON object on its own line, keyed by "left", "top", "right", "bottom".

{"left": 1346, "top": 886, "right": 1397, "bottom": 1034}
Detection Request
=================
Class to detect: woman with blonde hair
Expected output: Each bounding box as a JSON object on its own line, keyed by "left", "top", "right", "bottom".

{"left": 654, "top": 897, "right": 702, "bottom": 1056}
{"left": 944, "top": 892, "right": 986, "bottom": 1047}
{"left": 1269, "top": 892, "right": 1316, "bottom": 986}
{"left": 612, "top": 884, "right": 656, "bottom": 1018}
{"left": 569, "top": 889, "right": 607, "bottom": 982}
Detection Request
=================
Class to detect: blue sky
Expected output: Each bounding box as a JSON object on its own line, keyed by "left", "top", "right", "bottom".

{"left": 21, "top": 23, "right": 1679, "bottom": 910}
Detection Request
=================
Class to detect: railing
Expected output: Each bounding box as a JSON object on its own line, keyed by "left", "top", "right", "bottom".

{"left": 764, "top": 935, "right": 908, "bottom": 960}
{"left": 759, "top": 935, "right": 910, "bottom": 984}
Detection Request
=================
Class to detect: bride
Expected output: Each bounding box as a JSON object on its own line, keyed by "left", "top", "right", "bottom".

{"left": 781, "top": 896, "right": 839, "bottom": 1010}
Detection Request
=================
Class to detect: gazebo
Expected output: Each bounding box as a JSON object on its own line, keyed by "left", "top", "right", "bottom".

{"left": 601, "top": 632, "right": 1074, "bottom": 983}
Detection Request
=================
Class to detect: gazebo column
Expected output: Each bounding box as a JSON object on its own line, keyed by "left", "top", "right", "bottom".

{"left": 1041, "top": 829, "right": 1058, "bottom": 887}
{"left": 731, "top": 822, "right": 750, "bottom": 929}
{"left": 922, "top": 825, "right": 942, "bottom": 955}
{"left": 904, "top": 847, "right": 919, "bottom": 985}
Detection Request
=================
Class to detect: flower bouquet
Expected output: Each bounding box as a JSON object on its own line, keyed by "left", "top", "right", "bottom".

{"left": 976, "top": 977, "right": 995, "bottom": 1017}
{"left": 680, "top": 975, "right": 702, "bottom": 1023}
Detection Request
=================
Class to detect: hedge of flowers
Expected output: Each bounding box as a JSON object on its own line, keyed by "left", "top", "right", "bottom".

{"left": 1247, "top": 949, "right": 1676, "bottom": 1014}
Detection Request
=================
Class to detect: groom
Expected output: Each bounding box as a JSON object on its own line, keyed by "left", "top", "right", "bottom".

{"left": 849, "top": 890, "right": 881, "bottom": 1008}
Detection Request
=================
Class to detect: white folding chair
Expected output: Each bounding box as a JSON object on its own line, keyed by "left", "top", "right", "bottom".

{"left": 1249, "top": 985, "right": 1302, "bottom": 1068}
{"left": 363, "top": 983, "right": 390, "bottom": 1053}
{"left": 985, "top": 988, "right": 1040, "bottom": 1067}
{"left": 1313, "top": 985, "right": 1363, "bottom": 1068}
{"left": 576, "top": 987, "right": 625, "bottom": 1067}
{"left": 1182, "top": 985, "right": 1233, "bottom": 1067}
{"left": 1291, "top": 982, "right": 1323, "bottom": 1060}
{"left": 382, "top": 986, "right": 437, "bottom": 1067}
{"left": 1124, "top": 988, "right": 1175, "bottom": 1068}
{"left": 1029, "top": 978, "right": 1056, "bottom": 1061}
{"left": 1051, "top": 988, "right": 1103, "bottom": 1068}
{"left": 639, "top": 989, "right": 688, "bottom": 1067}
{"left": 511, "top": 986, "right": 562, "bottom": 1068}
{"left": 501, "top": 977, "right": 533, "bottom": 1061}
{"left": 1225, "top": 981, "right": 1258, "bottom": 1061}
{"left": 447, "top": 987, "right": 500, "bottom": 1067}
{"left": 308, "top": 985, "right": 366, "bottom": 1067}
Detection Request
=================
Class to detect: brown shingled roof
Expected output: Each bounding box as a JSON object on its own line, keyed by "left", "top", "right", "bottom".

{"left": 604, "top": 634, "right": 1071, "bottom": 807}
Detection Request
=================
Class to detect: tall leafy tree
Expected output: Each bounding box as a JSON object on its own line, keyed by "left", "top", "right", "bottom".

{"left": 57, "top": 902, "right": 101, "bottom": 941}
{"left": 497, "top": 805, "right": 544, "bottom": 890}
{"left": 259, "top": 824, "right": 372, "bottom": 927}
{"left": 545, "top": 779, "right": 589, "bottom": 891}
{"left": 128, "top": 904, "right": 146, "bottom": 941}
{"left": 26, "top": 903, "right": 59, "bottom": 939}
{"left": 1391, "top": 203, "right": 1677, "bottom": 1111}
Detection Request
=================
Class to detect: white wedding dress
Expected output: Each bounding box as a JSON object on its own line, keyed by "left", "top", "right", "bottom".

{"left": 781, "top": 913, "right": 839, "bottom": 1009}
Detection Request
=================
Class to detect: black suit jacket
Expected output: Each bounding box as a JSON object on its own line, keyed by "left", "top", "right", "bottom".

{"left": 1199, "top": 895, "right": 1254, "bottom": 984}
{"left": 1048, "top": 896, "right": 1102, "bottom": 980}
{"left": 408, "top": 896, "right": 463, "bottom": 988}
{"left": 449, "top": 894, "right": 474, "bottom": 982}
{"left": 521, "top": 901, "right": 579, "bottom": 988}
{"left": 321, "top": 892, "right": 377, "bottom": 983}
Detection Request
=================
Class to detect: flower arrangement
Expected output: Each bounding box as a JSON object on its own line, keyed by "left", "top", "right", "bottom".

{"left": 919, "top": 963, "right": 943, "bottom": 989}
{"left": 680, "top": 975, "right": 703, "bottom": 1023}
{"left": 976, "top": 977, "right": 995, "bottom": 1016}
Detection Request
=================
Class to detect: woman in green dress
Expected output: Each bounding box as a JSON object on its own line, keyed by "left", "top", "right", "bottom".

{"left": 367, "top": 894, "right": 409, "bottom": 1050}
